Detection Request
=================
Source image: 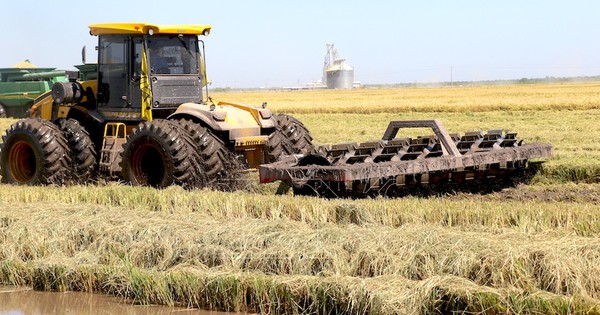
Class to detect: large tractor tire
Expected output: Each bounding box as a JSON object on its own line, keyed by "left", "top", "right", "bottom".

{"left": 119, "top": 119, "right": 199, "bottom": 188}
{"left": 55, "top": 118, "right": 97, "bottom": 183}
{"left": 264, "top": 114, "right": 313, "bottom": 163}
{"left": 264, "top": 128, "right": 293, "bottom": 164}
{"left": 178, "top": 119, "right": 226, "bottom": 178}
{"left": 0, "top": 118, "right": 72, "bottom": 185}
{"left": 177, "top": 119, "right": 244, "bottom": 190}
{"left": 274, "top": 113, "right": 313, "bottom": 154}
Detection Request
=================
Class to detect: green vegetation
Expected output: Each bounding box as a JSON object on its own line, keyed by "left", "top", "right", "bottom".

{"left": 1, "top": 82, "right": 600, "bottom": 313}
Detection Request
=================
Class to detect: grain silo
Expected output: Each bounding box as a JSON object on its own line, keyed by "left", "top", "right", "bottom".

{"left": 323, "top": 44, "right": 354, "bottom": 89}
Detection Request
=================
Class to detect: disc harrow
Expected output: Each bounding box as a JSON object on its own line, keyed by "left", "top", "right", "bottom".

{"left": 259, "top": 120, "right": 553, "bottom": 198}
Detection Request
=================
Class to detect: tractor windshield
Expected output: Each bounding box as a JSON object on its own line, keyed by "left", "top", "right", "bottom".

{"left": 147, "top": 35, "right": 200, "bottom": 75}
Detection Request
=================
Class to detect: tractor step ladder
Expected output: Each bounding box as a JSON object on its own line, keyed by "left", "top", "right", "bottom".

{"left": 99, "top": 122, "right": 127, "bottom": 176}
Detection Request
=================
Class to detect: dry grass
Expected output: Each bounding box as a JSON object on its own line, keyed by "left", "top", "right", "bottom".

{"left": 1, "top": 184, "right": 600, "bottom": 236}
{"left": 213, "top": 82, "right": 600, "bottom": 114}
{"left": 1, "top": 193, "right": 600, "bottom": 313}
{"left": 2, "top": 82, "right": 600, "bottom": 313}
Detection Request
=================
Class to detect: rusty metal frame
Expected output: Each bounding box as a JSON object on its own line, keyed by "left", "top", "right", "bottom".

{"left": 260, "top": 143, "right": 553, "bottom": 184}
{"left": 259, "top": 120, "right": 553, "bottom": 186}
{"left": 381, "top": 119, "right": 461, "bottom": 158}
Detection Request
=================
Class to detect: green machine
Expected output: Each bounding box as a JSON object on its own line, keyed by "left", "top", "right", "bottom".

{"left": 0, "top": 60, "right": 69, "bottom": 118}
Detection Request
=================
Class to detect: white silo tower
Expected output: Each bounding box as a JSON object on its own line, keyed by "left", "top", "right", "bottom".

{"left": 323, "top": 44, "right": 354, "bottom": 89}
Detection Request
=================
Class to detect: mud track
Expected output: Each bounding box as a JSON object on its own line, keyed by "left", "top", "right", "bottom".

{"left": 442, "top": 182, "right": 600, "bottom": 204}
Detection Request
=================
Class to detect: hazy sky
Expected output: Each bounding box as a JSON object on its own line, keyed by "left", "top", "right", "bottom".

{"left": 2, "top": 1, "right": 599, "bottom": 87}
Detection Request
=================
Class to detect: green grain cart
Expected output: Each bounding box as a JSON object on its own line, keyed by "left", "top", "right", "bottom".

{"left": 0, "top": 60, "right": 69, "bottom": 118}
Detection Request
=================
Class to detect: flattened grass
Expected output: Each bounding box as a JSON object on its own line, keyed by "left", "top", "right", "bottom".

{"left": 1, "top": 183, "right": 600, "bottom": 235}
{"left": 3, "top": 261, "right": 597, "bottom": 314}
{"left": 1, "top": 194, "right": 600, "bottom": 313}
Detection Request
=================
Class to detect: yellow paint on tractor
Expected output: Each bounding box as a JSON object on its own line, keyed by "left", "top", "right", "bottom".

{"left": 223, "top": 107, "right": 256, "bottom": 128}
{"left": 140, "top": 45, "right": 152, "bottom": 121}
{"left": 29, "top": 92, "right": 53, "bottom": 118}
{"left": 216, "top": 100, "right": 271, "bottom": 127}
{"left": 30, "top": 81, "right": 98, "bottom": 120}
{"left": 89, "top": 23, "right": 211, "bottom": 36}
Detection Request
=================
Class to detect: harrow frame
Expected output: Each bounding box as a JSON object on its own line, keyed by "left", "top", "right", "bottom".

{"left": 259, "top": 120, "right": 553, "bottom": 197}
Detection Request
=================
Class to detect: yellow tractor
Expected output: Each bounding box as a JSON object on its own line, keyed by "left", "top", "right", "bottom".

{"left": 0, "top": 23, "right": 312, "bottom": 187}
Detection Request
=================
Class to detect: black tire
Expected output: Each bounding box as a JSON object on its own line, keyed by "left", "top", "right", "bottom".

{"left": 55, "top": 118, "right": 97, "bottom": 183}
{"left": 119, "top": 119, "right": 198, "bottom": 188}
{"left": 264, "top": 127, "right": 293, "bottom": 164}
{"left": 177, "top": 119, "right": 244, "bottom": 190}
{"left": 0, "top": 118, "right": 72, "bottom": 185}
{"left": 274, "top": 113, "right": 313, "bottom": 154}
{"left": 177, "top": 119, "right": 226, "bottom": 177}
{"left": 0, "top": 104, "right": 6, "bottom": 118}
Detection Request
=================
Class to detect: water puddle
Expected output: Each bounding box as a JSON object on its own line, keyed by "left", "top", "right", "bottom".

{"left": 0, "top": 286, "right": 238, "bottom": 315}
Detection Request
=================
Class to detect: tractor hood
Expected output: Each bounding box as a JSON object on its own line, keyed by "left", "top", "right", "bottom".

{"left": 169, "top": 102, "right": 276, "bottom": 140}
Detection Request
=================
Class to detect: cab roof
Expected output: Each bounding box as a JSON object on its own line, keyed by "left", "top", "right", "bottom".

{"left": 88, "top": 23, "right": 211, "bottom": 36}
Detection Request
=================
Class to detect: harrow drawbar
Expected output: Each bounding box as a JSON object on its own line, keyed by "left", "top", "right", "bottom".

{"left": 259, "top": 120, "right": 553, "bottom": 197}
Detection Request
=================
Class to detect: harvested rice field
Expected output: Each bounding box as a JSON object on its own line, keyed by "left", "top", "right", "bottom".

{"left": 1, "top": 82, "right": 600, "bottom": 313}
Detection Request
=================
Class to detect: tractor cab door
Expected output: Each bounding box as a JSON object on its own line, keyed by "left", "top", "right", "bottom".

{"left": 146, "top": 35, "right": 203, "bottom": 109}
{"left": 129, "top": 38, "right": 143, "bottom": 108}
{"left": 97, "top": 35, "right": 142, "bottom": 111}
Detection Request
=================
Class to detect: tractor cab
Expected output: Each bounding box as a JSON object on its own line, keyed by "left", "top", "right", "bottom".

{"left": 89, "top": 23, "right": 211, "bottom": 120}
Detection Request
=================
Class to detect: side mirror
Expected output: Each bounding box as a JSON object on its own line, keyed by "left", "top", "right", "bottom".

{"left": 81, "top": 46, "right": 87, "bottom": 65}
